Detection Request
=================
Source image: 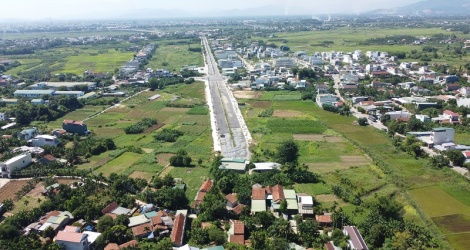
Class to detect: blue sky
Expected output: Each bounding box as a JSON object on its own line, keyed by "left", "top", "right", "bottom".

{"left": 2, "top": 0, "right": 421, "bottom": 20}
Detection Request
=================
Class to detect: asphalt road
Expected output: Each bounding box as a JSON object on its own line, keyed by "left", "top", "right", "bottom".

{"left": 202, "top": 37, "right": 249, "bottom": 159}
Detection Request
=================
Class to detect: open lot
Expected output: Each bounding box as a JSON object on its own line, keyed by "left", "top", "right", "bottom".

{"left": 147, "top": 41, "right": 204, "bottom": 72}
{"left": 0, "top": 180, "right": 29, "bottom": 202}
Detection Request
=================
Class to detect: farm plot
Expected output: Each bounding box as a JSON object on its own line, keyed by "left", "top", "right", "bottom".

{"left": 94, "top": 152, "right": 144, "bottom": 176}
{"left": 252, "top": 101, "right": 272, "bottom": 109}
{"left": 0, "top": 180, "right": 29, "bottom": 202}
{"left": 272, "top": 94, "right": 302, "bottom": 101}
{"left": 267, "top": 119, "right": 326, "bottom": 134}
{"left": 273, "top": 110, "right": 303, "bottom": 118}
{"left": 233, "top": 91, "right": 263, "bottom": 99}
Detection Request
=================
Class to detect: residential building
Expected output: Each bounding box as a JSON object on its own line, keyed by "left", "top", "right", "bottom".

{"left": 191, "top": 179, "right": 213, "bottom": 211}
{"left": 63, "top": 120, "right": 89, "bottom": 135}
{"left": 31, "top": 99, "right": 45, "bottom": 105}
{"left": 385, "top": 111, "right": 411, "bottom": 121}
{"left": 38, "top": 210, "right": 74, "bottom": 232}
{"left": 274, "top": 58, "right": 295, "bottom": 68}
{"left": 54, "top": 91, "right": 85, "bottom": 98}
{"left": 297, "top": 194, "right": 314, "bottom": 215}
{"left": 30, "top": 135, "right": 60, "bottom": 147}
{"left": 430, "top": 127, "right": 455, "bottom": 145}
{"left": 251, "top": 162, "right": 281, "bottom": 173}
{"left": 101, "top": 202, "right": 131, "bottom": 217}
{"left": 225, "top": 194, "right": 238, "bottom": 209}
{"left": 55, "top": 228, "right": 100, "bottom": 250}
{"left": 29, "top": 82, "right": 96, "bottom": 90}
{"left": 0, "top": 112, "right": 8, "bottom": 121}
{"left": 343, "top": 226, "right": 369, "bottom": 250}
{"left": 1, "top": 153, "right": 32, "bottom": 178}
{"left": 251, "top": 186, "right": 267, "bottom": 213}
{"left": 14, "top": 89, "right": 54, "bottom": 98}
{"left": 316, "top": 94, "right": 339, "bottom": 107}
{"left": 415, "top": 114, "right": 430, "bottom": 123}
{"left": 228, "top": 220, "right": 245, "bottom": 245}
{"left": 171, "top": 211, "right": 187, "bottom": 247}
{"left": 218, "top": 158, "right": 249, "bottom": 172}
{"left": 18, "top": 127, "right": 38, "bottom": 140}
{"left": 315, "top": 213, "right": 333, "bottom": 227}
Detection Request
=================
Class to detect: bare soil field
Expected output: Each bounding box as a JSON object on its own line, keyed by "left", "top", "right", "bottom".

{"left": 233, "top": 91, "right": 263, "bottom": 99}
{"left": 129, "top": 171, "right": 153, "bottom": 181}
{"left": 252, "top": 101, "right": 272, "bottom": 109}
{"left": 27, "top": 182, "right": 46, "bottom": 197}
{"left": 0, "top": 180, "right": 28, "bottom": 201}
{"left": 293, "top": 134, "right": 324, "bottom": 141}
{"left": 273, "top": 110, "right": 303, "bottom": 118}
{"left": 340, "top": 155, "right": 370, "bottom": 166}
{"left": 144, "top": 123, "right": 165, "bottom": 133}
{"left": 156, "top": 153, "right": 175, "bottom": 166}
{"left": 160, "top": 107, "right": 191, "bottom": 112}
{"left": 57, "top": 179, "right": 81, "bottom": 185}
{"left": 293, "top": 134, "right": 345, "bottom": 142}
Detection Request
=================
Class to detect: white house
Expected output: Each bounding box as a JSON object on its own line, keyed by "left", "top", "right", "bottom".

{"left": 316, "top": 94, "right": 339, "bottom": 107}
{"left": 30, "top": 135, "right": 60, "bottom": 147}
{"left": 1, "top": 153, "right": 32, "bottom": 178}
{"left": 385, "top": 111, "right": 411, "bottom": 120}
{"left": 55, "top": 230, "right": 92, "bottom": 250}
{"left": 252, "top": 162, "right": 281, "bottom": 172}
{"left": 430, "top": 127, "right": 455, "bottom": 145}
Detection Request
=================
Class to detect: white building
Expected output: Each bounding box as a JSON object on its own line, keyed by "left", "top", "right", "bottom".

{"left": 385, "top": 111, "right": 411, "bottom": 120}
{"left": 0, "top": 112, "right": 8, "bottom": 121}
{"left": 30, "top": 135, "right": 60, "bottom": 147}
{"left": 54, "top": 91, "right": 85, "bottom": 98}
{"left": 431, "top": 127, "right": 455, "bottom": 145}
{"left": 1, "top": 153, "right": 32, "bottom": 178}
{"left": 55, "top": 230, "right": 92, "bottom": 250}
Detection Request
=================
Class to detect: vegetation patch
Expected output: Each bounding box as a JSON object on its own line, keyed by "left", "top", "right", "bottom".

{"left": 432, "top": 214, "right": 470, "bottom": 234}
{"left": 272, "top": 94, "right": 302, "bottom": 101}
{"left": 273, "top": 110, "right": 303, "bottom": 118}
{"left": 123, "top": 118, "right": 157, "bottom": 134}
{"left": 253, "top": 101, "right": 272, "bottom": 109}
{"left": 154, "top": 128, "right": 184, "bottom": 142}
{"left": 409, "top": 186, "right": 470, "bottom": 218}
{"left": 267, "top": 118, "right": 326, "bottom": 134}
{"left": 186, "top": 106, "right": 209, "bottom": 115}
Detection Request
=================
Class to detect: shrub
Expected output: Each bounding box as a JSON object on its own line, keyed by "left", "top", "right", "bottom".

{"left": 123, "top": 118, "right": 157, "bottom": 134}
{"left": 154, "top": 128, "right": 184, "bottom": 142}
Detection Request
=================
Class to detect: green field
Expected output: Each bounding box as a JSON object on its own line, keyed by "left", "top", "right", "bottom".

{"left": 147, "top": 42, "right": 204, "bottom": 72}
{"left": 254, "top": 27, "right": 470, "bottom": 66}
{"left": 57, "top": 49, "right": 134, "bottom": 75}
{"left": 239, "top": 91, "right": 470, "bottom": 248}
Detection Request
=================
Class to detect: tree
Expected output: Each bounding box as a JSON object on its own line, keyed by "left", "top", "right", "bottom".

{"left": 97, "top": 215, "right": 115, "bottom": 232}
{"left": 446, "top": 149, "right": 465, "bottom": 166}
{"left": 148, "top": 78, "right": 159, "bottom": 90}
{"left": 276, "top": 140, "right": 299, "bottom": 165}
{"left": 190, "top": 227, "right": 209, "bottom": 245}
{"left": 279, "top": 199, "right": 288, "bottom": 215}
{"left": 429, "top": 155, "right": 450, "bottom": 168}
{"left": 358, "top": 117, "right": 368, "bottom": 126}
{"left": 155, "top": 238, "right": 174, "bottom": 250}
{"left": 268, "top": 218, "right": 292, "bottom": 239}
{"left": 297, "top": 219, "right": 319, "bottom": 247}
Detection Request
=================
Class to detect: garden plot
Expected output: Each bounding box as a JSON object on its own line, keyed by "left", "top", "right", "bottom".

{"left": 273, "top": 110, "right": 303, "bottom": 118}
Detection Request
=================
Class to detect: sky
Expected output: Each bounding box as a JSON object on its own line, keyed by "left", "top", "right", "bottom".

{"left": 2, "top": 0, "right": 422, "bottom": 20}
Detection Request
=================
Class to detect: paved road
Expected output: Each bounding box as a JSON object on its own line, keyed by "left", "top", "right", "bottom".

{"left": 202, "top": 37, "right": 250, "bottom": 159}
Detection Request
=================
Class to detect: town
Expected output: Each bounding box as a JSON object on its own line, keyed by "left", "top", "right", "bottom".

{"left": 0, "top": 2, "right": 470, "bottom": 250}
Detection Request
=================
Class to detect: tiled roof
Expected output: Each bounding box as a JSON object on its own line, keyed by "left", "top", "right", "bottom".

{"left": 104, "top": 243, "right": 119, "bottom": 250}
{"left": 252, "top": 188, "right": 266, "bottom": 200}
{"left": 225, "top": 193, "right": 238, "bottom": 204}
{"left": 171, "top": 213, "right": 186, "bottom": 246}
{"left": 43, "top": 154, "right": 56, "bottom": 161}
{"left": 151, "top": 215, "right": 163, "bottom": 225}
{"left": 106, "top": 213, "right": 118, "bottom": 220}
{"left": 199, "top": 178, "right": 213, "bottom": 192}
{"left": 55, "top": 231, "right": 84, "bottom": 243}
{"left": 101, "top": 202, "right": 119, "bottom": 214}
{"left": 131, "top": 222, "right": 153, "bottom": 237}
{"left": 40, "top": 210, "right": 60, "bottom": 224}
{"left": 63, "top": 119, "right": 84, "bottom": 125}
{"left": 229, "top": 234, "right": 245, "bottom": 245}
{"left": 233, "top": 221, "right": 244, "bottom": 235}
{"left": 316, "top": 214, "right": 332, "bottom": 224}
{"left": 157, "top": 210, "right": 168, "bottom": 217}
{"left": 119, "top": 240, "right": 139, "bottom": 248}
{"left": 444, "top": 110, "right": 459, "bottom": 116}
{"left": 232, "top": 204, "right": 246, "bottom": 215}
{"left": 272, "top": 184, "right": 285, "bottom": 202}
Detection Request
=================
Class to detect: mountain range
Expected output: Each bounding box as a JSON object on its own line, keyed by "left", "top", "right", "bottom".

{"left": 372, "top": 0, "right": 470, "bottom": 16}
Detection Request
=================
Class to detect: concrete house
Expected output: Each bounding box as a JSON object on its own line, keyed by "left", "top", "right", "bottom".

{"left": 1, "top": 153, "right": 32, "bottom": 178}
{"left": 0, "top": 112, "right": 8, "bottom": 121}
{"left": 316, "top": 94, "right": 339, "bottom": 107}
{"left": 228, "top": 220, "right": 245, "bottom": 245}
{"left": 18, "top": 127, "right": 38, "bottom": 140}
{"left": 171, "top": 211, "right": 187, "bottom": 247}
{"left": 297, "top": 194, "right": 314, "bottom": 216}
{"left": 430, "top": 127, "right": 455, "bottom": 146}
{"left": 225, "top": 194, "right": 238, "bottom": 209}
{"left": 62, "top": 120, "right": 88, "bottom": 135}
{"left": 30, "top": 135, "right": 60, "bottom": 147}
{"left": 55, "top": 229, "right": 99, "bottom": 250}
{"left": 14, "top": 89, "right": 54, "bottom": 98}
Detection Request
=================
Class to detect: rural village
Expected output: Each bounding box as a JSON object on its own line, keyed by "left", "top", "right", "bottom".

{"left": 1, "top": 5, "right": 470, "bottom": 250}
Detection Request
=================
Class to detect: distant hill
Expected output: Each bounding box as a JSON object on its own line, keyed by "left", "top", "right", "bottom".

{"left": 372, "top": 0, "right": 470, "bottom": 16}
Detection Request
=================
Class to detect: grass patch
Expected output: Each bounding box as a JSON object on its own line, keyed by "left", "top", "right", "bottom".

{"left": 272, "top": 94, "right": 302, "bottom": 101}
{"left": 409, "top": 186, "right": 470, "bottom": 217}
{"left": 187, "top": 106, "right": 209, "bottom": 115}
{"left": 147, "top": 42, "right": 203, "bottom": 72}
{"left": 266, "top": 118, "right": 326, "bottom": 134}
{"left": 294, "top": 183, "right": 332, "bottom": 196}
{"left": 94, "top": 152, "right": 144, "bottom": 176}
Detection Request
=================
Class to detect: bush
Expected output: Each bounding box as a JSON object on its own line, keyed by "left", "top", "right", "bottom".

{"left": 258, "top": 108, "right": 274, "bottom": 117}
{"left": 358, "top": 118, "right": 368, "bottom": 126}
{"left": 123, "top": 118, "right": 157, "bottom": 134}
{"left": 154, "top": 128, "right": 183, "bottom": 142}
{"left": 169, "top": 150, "right": 192, "bottom": 167}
